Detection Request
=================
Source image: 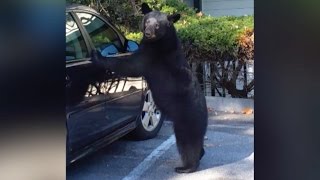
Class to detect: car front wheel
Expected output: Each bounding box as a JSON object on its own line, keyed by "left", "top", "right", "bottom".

{"left": 128, "top": 90, "right": 164, "bottom": 140}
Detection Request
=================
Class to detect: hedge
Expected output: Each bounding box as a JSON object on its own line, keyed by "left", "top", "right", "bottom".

{"left": 126, "top": 0, "right": 254, "bottom": 62}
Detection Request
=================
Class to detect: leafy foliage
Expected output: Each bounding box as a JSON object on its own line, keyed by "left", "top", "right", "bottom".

{"left": 66, "top": 0, "right": 254, "bottom": 62}
{"left": 126, "top": 0, "right": 253, "bottom": 62}
{"left": 177, "top": 15, "right": 253, "bottom": 62}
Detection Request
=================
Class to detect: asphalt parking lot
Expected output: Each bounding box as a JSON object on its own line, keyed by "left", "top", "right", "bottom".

{"left": 67, "top": 111, "right": 254, "bottom": 180}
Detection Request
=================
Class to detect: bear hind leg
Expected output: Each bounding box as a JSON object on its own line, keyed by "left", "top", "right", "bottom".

{"left": 175, "top": 142, "right": 202, "bottom": 173}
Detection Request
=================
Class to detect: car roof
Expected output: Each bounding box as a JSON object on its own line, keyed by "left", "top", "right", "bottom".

{"left": 66, "top": 4, "right": 98, "bottom": 14}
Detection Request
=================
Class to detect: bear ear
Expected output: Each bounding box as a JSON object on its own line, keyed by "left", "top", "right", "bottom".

{"left": 141, "top": 3, "right": 152, "bottom": 15}
{"left": 167, "top": 13, "right": 181, "bottom": 23}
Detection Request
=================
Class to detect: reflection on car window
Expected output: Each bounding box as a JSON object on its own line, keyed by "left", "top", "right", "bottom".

{"left": 66, "top": 13, "right": 88, "bottom": 61}
{"left": 76, "top": 12, "right": 122, "bottom": 55}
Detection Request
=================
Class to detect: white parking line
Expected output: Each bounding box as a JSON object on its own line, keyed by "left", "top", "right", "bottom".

{"left": 209, "top": 124, "right": 252, "bottom": 129}
{"left": 122, "top": 135, "right": 176, "bottom": 180}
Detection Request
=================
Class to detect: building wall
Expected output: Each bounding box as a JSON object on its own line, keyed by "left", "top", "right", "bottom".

{"left": 202, "top": 0, "right": 253, "bottom": 17}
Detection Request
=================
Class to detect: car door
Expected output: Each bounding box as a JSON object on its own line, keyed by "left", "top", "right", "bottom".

{"left": 74, "top": 11, "right": 145, "bottom": 142}
{"left": 66, "top": 12, "right": 109, "bottom": 152}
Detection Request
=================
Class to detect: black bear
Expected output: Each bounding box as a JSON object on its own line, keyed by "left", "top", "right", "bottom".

{"left": 91, "top": 3, "right": 208, "bottom": 173}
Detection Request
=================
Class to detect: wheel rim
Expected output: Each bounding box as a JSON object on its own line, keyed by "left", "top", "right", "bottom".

{"left": 141, "top": 90, "right": 161, "bottom": 131}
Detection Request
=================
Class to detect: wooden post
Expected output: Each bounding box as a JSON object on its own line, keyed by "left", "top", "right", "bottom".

{"left": 211, "top": 62, "right": 215, "bottom": 96}
{"left": 244, "top": 61, "right": 248, "bottom": 88}
{"left": 194, "top": 0, "right": 202, "bottom": 12}
{"left": 203, "top": 62, "right": 212, "bottom": 96}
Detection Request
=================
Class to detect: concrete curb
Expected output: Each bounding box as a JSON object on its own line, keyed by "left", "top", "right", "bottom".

{"left": 206, "top": 96, "right": 254, "bottom": 113}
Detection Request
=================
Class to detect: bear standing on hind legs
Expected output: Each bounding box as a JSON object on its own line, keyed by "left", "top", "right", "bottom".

{"left": 91, "top": 3, "right": 208, "bottom": 173}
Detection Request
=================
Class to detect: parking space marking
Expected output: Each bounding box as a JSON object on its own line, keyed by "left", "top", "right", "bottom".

{"left": 122, "top": 134, "right": 176, "bottom": 180}
{"left": 209, "top": 124, "right": 252, "bottom": 129}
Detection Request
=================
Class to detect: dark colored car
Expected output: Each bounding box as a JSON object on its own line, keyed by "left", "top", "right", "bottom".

{"left": 66, "top": 4, "right": 163, "bottom": 165}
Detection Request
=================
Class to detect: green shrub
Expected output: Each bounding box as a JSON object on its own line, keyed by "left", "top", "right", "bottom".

{"left": 125, "top": 32, "right": 143, "bottom": 43}
{"left": 125, "top": 2, "right": 253, "bottom": 62}
{"left": 176, "top": 15, "right": 254, "bottom": 62}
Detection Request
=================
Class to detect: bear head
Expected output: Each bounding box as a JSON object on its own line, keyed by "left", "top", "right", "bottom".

{"left": 140, "top": 3, "right": 181, "bottom": 42}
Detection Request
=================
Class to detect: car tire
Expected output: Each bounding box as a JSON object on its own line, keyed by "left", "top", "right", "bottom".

{"left": 128, "top": 90, "right": 164, "bottom": 140}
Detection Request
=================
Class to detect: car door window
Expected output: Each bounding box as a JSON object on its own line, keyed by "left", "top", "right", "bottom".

{"left": 66, "top": 13, "right": 88, "bottom": 61}
{"left": 76, "top": 12, "right": 122, "bottom": 56}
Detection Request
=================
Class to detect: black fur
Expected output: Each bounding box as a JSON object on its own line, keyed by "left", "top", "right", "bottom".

{"left": 91, "top": 3, "right": 208, "bottom": 173}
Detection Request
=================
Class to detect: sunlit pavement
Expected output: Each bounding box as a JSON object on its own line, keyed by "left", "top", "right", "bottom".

{"left": 67, "top": 111, "right": 254, "bottom": 180}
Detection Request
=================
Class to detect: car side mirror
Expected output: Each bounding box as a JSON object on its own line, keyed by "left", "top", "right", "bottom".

{"left": 100, "top": 43, "right": 119, "bottom": 57}
{"left": 126, "top": 40, "right": 139, "bottom": 52}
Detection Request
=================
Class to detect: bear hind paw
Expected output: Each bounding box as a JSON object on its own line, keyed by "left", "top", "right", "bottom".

{"left": 174, "top": 163, "right": 199, "bottom": 173}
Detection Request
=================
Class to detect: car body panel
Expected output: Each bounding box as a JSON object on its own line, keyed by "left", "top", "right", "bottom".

{"left": 66, "top": 4, "right": 146, "bottom": 164}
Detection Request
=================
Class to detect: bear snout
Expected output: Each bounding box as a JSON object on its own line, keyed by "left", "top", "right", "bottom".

{"left": 144, "top": 30, "right": 152, "bottom": 38}
{"left": 144, "top": 28, "right": 155, "bottom": 39}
